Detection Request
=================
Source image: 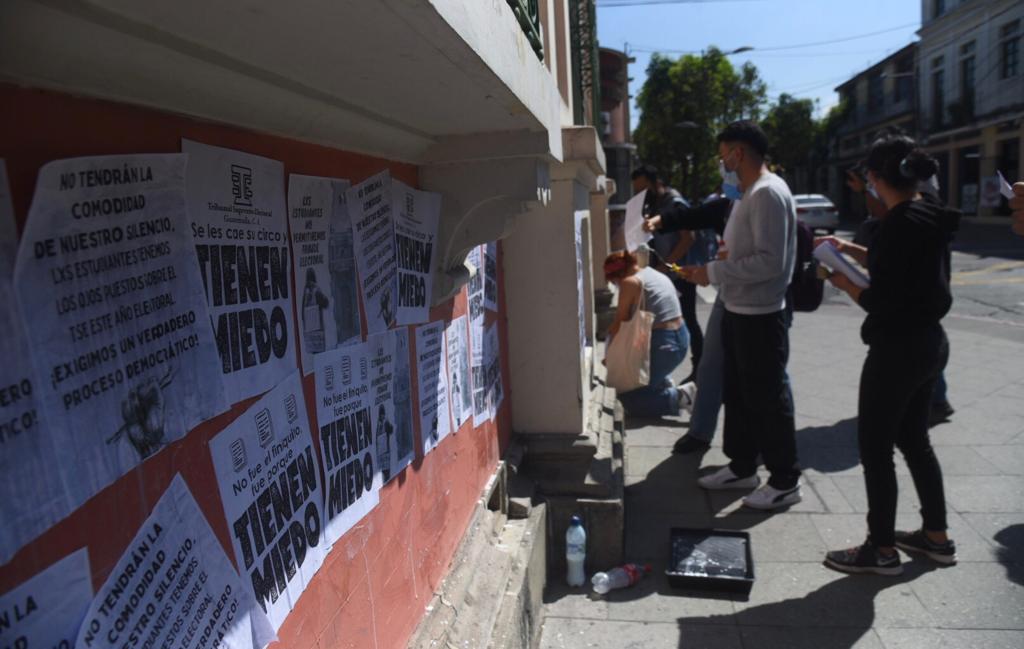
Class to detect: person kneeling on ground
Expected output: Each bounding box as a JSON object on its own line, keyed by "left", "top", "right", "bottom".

{"left": 604, "top": 251, "right": 691, "bottom": 418}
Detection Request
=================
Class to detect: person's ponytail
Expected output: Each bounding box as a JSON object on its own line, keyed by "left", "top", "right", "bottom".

{"left": 866, "top": 134, "right": 936, "bottom": 190}
{"left": 899, "top": 150, "right": 939, "bottom": 182}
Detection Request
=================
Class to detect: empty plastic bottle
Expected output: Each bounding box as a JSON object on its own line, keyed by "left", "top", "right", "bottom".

{"left": 591, "top": 563, "right": 650, "bottom": 594}
{"left": 565, "top": 515, "right": 586, "bottom": 587}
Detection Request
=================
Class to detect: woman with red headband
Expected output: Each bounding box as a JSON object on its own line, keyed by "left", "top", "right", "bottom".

{"left": 604, "top": 250, "right": 692, "bottom": 417}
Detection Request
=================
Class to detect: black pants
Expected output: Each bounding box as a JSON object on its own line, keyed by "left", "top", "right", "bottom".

{"left": 722, "top": 309, "right": 800, "bottom": 489}
{"left": 859, "top": 326, "right": 949, "bottom": 547}
{"left": 677, "top": 280, "right": 703, "bottom": 376}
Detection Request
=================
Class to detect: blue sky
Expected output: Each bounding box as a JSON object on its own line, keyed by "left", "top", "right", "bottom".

{"left": 596, "top": 0, "right": 922, "bottom": 130}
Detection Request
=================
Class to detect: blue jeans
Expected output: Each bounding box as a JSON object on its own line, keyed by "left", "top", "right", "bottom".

{"left": 932, "top": 371, "right": 948, "bottom": 404}
{"left": 688, "top": 299, "right": 725, "bottom": 441}
{"left": 619, "top": 327, "right": 689, "bottom": 417}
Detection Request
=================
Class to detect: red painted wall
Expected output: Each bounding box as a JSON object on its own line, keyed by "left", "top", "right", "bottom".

{"left": 0, "top": 85, "right": 512, "bottom": 649}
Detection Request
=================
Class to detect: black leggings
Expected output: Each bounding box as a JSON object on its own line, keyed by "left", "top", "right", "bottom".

{"left": 678, "top": 280, "right": 703, "bottom": 373}
{"left": 859, "top": 326, "right": 949, "bottom": 547}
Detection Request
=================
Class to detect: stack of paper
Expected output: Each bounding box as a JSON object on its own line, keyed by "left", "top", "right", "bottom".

{"left": 813, "top": 242, "right": 870, "bottom": 289}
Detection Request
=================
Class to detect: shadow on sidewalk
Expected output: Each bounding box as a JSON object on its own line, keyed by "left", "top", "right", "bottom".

{"left": 674, "top": 562, "right": 939, "bottom": 649}
{"left": 995, "top": 524, "right": 1024, "bottom": 587}
{"left": 795, "top": 416, "right": 861, "bottom": 474}
{"left": 624, "top": 415, "right": 689, "bottom": 431}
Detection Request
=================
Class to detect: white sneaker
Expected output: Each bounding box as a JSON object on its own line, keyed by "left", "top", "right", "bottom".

{"left": 742, "top": 483, "right": 802, "bottom": 510}
{"left": 677, "top": 381, "right": 697, "bottom": 414}
{"left": 697, "top": 466, "right": 760, "bottom": 490}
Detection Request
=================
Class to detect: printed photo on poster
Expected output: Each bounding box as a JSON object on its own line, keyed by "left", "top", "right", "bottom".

{"left": 466, "top": 245, "right": 484, "bottom": 323}
{"left": 445, "top": 316, "right": 472, "bottom": 429}
{"left": 483, "top": 241, "right": 498, "bottom": 312}
{"left": 289, "top": 174, "right": 358, "bottom": 374}
{"left": 209, "top": 371, "right": 326, "bottom": 632}
{"left": 14, "top": 154, "right": 228, "bottom": 510}
{"left": 0, "top": 548, "right": 92, "bottom": 649}
{"left": 183, "top": 140, "right": 295, "bottom": 404}
{"left": 76, "top": 475, "right": 276, "bottom": 649}
{"left": 414, "top": 322, "right": 451, "bottom": 455}
{"left": 391, "top": 327, "right": 415, "bottom": 470}
{"left": 348, "top": 171, "right": 396, "bottom": 335}
{"left": 315, "top": 343, "right": 381, "bottom": 546}
{"left": 393, "top": 180, "right": 440, "bottom": 326}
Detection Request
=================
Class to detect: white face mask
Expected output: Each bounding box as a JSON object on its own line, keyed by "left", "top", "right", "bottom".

{"left": 867, "top": 181, "right": 880, "bottom": 200}
{"left": 718, "top": 151, "right": 742, "bottom": 197}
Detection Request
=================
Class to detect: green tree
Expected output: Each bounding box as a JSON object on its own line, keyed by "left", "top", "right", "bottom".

{"left": 761, "top": 93, "right": 817, "bottom": 186}
{"left": 633, "top": 49, "right": 767, "bottom": 200}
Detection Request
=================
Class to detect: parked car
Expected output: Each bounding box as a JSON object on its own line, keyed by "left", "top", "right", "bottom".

{"left": 794, "top": 194, "right": 839, "bottom": 233}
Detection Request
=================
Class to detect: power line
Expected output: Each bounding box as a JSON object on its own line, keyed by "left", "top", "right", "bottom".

{"left": 598, "top": 0, "right": 764, "bottom": 7}
{"left": 629, "top": 23, "right": 919, "bottom": 54}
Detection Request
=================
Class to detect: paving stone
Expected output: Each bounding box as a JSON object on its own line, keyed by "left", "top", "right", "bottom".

{"left": 810, "top": 511, "right": 999, "bottom": 563}
{"left": 626, "top": 445, "right": 692, "bottom": 478}
{"left": 876, "top": 628, "right": 1024, "bottom": 649}
{"left": 624, "top": 426, "right": 686, "bottom": 448}
{"left": 711, "top": 513, "right": 828, "bottom": 563}
{"left": 974, "top": 444, "right": 1024, "bottom": 475}
{"left": 538, "top": 617, "right": 742, "bottom": 649}
{"left": 908, "top": 562, "right": 1024, "bottom": 629}
{"left": 944, "top": 476, "right": 1024, "bottom": 513}
{"left": 739, "top": 626, "right": 884, "bottom": 649}
{"left": 732, "top": 562, "right": 937, "bottom": 629}
{"left": 830, "top": 474, "right": 933, "bottom": 514}
{"left": 624, "top": 510, "right": 713, "bottom": 562}
{"left": 625, "top": 472, "right": 709, "bottom": 514}
{"left": 543, "top": 583, "right": 609, "bottom": 620}
{"left": 803, "top": 474, "right": 857, "bottom": 513}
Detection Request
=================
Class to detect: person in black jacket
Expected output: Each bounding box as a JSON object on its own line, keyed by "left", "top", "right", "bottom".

{"left": 819, "top": 134, "right": 960, "bottom": 575}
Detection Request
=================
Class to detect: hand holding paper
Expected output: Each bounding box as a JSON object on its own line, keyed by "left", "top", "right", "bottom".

{"left": 813, "top": 241, "right": 870, "bottom": 289}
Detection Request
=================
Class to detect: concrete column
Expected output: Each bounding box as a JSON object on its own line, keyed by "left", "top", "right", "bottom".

{"left": 504, "top": 176, "right": 590, "bottom": 434}
{"left": 589, "top": 179, "right": 613, "bottom": 293}
{"left": 979, "top": 126, "right": 999, "bottom": 217}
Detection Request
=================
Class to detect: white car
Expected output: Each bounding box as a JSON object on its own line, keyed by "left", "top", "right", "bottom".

{"left": 794, "top": 194, "right": 840, "bottom": 233}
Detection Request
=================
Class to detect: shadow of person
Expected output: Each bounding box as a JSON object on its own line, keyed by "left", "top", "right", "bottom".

{"left": 624, "top": 415, "right": 689, "bottom": 431}
{"left": 675, "top": 562, "right": 936, "bottom": 649}
{"left": 795, "top": 416, "right": 861, "bottom": 474}
{"left": 994, "top": 524, "right": 1024, "bottom": 586}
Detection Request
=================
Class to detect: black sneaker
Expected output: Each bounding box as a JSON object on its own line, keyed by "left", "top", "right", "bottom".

{"left": 928, "top": 401, "right": 955, "bottom": 427}
{"left": 894, "top": 529, "right": 957, "bottom": 565}
{"left": 672, "top": 435, "right": 710, "bottom": 455}
{"left": 824, "top": 542, "right": 903, "bottom": 576}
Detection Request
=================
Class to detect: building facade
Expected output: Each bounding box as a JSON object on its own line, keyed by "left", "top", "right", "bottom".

{"left": 0, "top": 2, "right": 610, "bottom": 649}
{"left": 918, "top": 0, "right": 1024, "bottom": 216}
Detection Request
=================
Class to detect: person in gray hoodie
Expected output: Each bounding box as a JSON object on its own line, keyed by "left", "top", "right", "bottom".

{"left": 679, "top": 120, "right": 801, "bottom": 511}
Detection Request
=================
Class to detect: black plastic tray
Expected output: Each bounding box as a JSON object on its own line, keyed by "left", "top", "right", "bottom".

{"left": 665, "top": 528, "right": 754, "bottom": 594}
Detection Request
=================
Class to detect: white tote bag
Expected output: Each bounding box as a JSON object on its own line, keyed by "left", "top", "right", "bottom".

{"left": 605, "top": 279, "right": 653, "bottom": 392}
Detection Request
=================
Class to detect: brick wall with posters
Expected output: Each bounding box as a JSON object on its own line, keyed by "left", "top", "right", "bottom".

{"left": 0, "top": 84, "right": 513, "bottom": 649}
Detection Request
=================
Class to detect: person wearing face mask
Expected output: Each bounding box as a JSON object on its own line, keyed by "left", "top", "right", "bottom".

{"left": 818, "top": 134, "right": 960, "bottom": 575}
{"left": 677, "top": 120, "right": 802, "bottom": 511}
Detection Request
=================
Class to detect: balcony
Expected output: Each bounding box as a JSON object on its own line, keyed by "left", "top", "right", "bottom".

{"left": 836, "top": 95, "right": 915, "bottom": 136}
{"left": 508, "top": 0, "right": 543, "bottom": 61}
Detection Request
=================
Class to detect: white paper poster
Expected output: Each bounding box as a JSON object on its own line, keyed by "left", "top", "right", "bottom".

{"left": 467, "top": 246, "right": 484, "bottom": 324}
{"left": 0, "top": 159, "right": 16, "bottom": 270}
{"left": 470, "top": 314, "right": 488, "bottom": 427}
{"left": 391, "top": 327, "right": 416, "bottom": 470}
{"left": 208, "top": 371, "right": 327, "bottom": 632}
{"left": 348, "top": 172, "right": 396, "bottom": 335}
{"left": 0, "top": 548, "right": 92, "bottom": 649}
{"left": 483, "top": 241, "right": 498, "bottom": 313}
{"left": 15, "top": 154, "right": 228, "bottom": 510}
{"left": 0, "top": 263, "right": 70, "bottom": 564}
{"left": 393, "top": 180, "right": 440, "bottom": 326}
{"left": 288, "top": 174, "right": 360, "bottom": 374}
{"left": 484, "top": 322, "right": 504, "bottom": 419}
{"left": 414, "top": 322, "right": 451, "bottom": 455}
{"left": 76, "top": 475, "right": 276, "bottom": 649}
{"left": 624, "top": 189, "right": 652, "bottom": 252}
{"left": 366, "top": 330, "right": 413, "bottom": 483}
{"left": 183, "top": 140, "right": 295, "bottom": 404}
{"left": 315, "top": 342, "right": 381, "bottom": 546}
{"left": 445, "top": 316, "right": 472, "bottom": 430}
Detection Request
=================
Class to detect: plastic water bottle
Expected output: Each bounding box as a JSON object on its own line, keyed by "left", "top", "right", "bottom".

{"left": 591, "top": 563, "right": 650, "bottom": 594}
{"left": 565, "top": 515, "right": 586, "bottom": 587}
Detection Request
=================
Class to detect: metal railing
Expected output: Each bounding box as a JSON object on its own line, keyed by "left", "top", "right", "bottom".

{"left": 507, "top": 0, "right": 544, "bottom": 61}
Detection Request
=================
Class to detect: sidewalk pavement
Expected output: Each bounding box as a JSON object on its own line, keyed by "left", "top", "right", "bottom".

{"left": 539, "top": 301, "right": 1024, "bottom": 649}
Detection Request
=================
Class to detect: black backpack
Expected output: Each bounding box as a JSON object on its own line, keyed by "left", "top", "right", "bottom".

{"left": 787, "top": 220, "right": 824, "bottom": 312}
